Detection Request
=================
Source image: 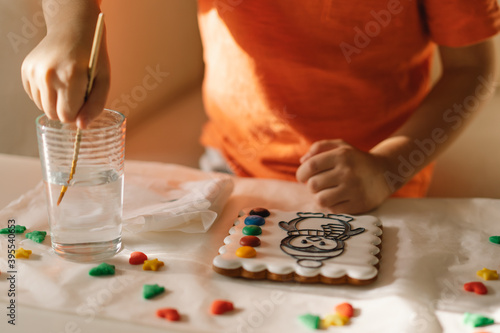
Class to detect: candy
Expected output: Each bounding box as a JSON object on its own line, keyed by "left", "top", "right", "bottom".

{"left": 143, "top": 284, "right": 165, "bottom": 299}
{"left": 249, "top": 207, "right": 270, "bottom": 217}
{"left": 25, "top": 230, "right": 47, "bottom": 243}
{"left": 236, "top": 246, "right": 257, "bottom": 258}
{"left": 129, "top": 251, "right": 148, "bottom": 265}
{"left": 323, "top": 313, "right": 350, "bottom": 327}
{"left": 156, "top": 308, "right": 181, "bottom": 321}
{"left": 89, "top": 263, "right": 115, "bottom": 276}
{"left": 210, "top": 300, "right": 234, "bottom": 315}
{"left": 143, "top": 258, "right": 164, "bottom": 271}
{"left": 240, "top": 235, "right": 261, "bottom": 247}
{"left": 335, "top": 302, "right": 354, "bottom": 318}
{"left": 489, "top": 235, "right": 500, "bottom": 244}
{"left": 298, "top": 313, "right": 320, "bottom": 330}
{"left": 0, "top": 225, "right": 26, "bottom": 234}
{"left": 463, "top": 282, "right": 488, "bottom": 295}
{"left": 242, "top": 225, "right": 262, "bottom": 236}
{"left": 476, "top": 268, "right": 499, "bottom": 281}
{"left": 463, "top": 312, "right": 494, "bottom": 328}
{"left": 15, "top": 248, "right": 32, "bottom": 259}
{"left": 244, "top": 215, "right": 266, "bottom": 226}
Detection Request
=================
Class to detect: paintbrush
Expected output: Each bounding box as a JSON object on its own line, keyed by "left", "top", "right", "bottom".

{"left": 57, "top": 12, "right": 105, "bottom": 206}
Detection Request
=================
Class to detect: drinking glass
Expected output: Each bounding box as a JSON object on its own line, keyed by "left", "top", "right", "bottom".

{"left": 36, "top": 109, "right": 126, "bottom": 262}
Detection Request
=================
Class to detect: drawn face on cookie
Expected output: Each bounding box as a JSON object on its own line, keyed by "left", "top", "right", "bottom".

{"left": 280, "top": 235, "right": 344, "bottom": 268}
{"left": 278, "top": 213, "right": 365, "bottom": 268}
{"left": 286, "top": 235, "right": 339, "bottom": 252}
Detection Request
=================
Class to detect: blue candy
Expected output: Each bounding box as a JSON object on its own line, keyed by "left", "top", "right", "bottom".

{"left": 244, "top": 215, "right": 265, "bottom": 226}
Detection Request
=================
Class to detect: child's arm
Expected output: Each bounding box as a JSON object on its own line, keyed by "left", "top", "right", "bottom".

{"left": 21, "top": 0, "right": 109, "bottom": 128}
{"left": 297, "top": 39, "right": 496, "bottom": 214}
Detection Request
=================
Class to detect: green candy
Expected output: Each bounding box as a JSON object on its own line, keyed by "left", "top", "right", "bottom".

{"left": 242, "top": 225, "right": 262, "bottom": 236}
{"left": 143, "top": 284, "right": 165, "bottom": 299}
{"left": 463, "top": 312, "right": 494, "bottom": 328}
{"left": 89, "top": 263, "right": 116, "bottom": 276}
{"left": 0, "top": 225, "right": 27, "bottom": 234}
{"left": 489, "top": 235, "right": 500, "bottom": 244}
{"left": 26, "top": 230, "right": 47, "bottom": 243}
{"left": 298, "top": 313, "right": 320, "bottom": 330}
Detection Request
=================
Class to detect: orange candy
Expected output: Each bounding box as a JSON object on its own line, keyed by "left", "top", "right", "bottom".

{"left": 235, "top": 246, "right": 257, "bottom": 258}
{"left": 335, "top": 302, "right": 354, "bottom": 318}
{"left": 156, "top": 308, "right": 180, "bottom": 321}
{"left": 211, "top": 300, "right": 234, "bottom": 315}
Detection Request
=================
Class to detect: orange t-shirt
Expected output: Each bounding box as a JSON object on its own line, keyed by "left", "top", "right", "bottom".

{"left": 197, "top": 0, "right": 500, "bottom": 197}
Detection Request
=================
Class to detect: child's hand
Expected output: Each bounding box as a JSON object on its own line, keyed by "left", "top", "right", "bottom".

{"left": 21, "top": 28, "right": 110, "bottom": 128}
{"left": 296, "top": 139, "right": 393, "bottom": 214}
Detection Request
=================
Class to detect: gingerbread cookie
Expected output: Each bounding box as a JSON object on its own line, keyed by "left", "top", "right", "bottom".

{"left": 213, "top": 208, "right": 382, "bottom": 285}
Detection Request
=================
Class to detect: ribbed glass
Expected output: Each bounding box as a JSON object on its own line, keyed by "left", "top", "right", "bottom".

{"left": 36, "top": 109, "right": 126, "bottom": 180}
{"left": 36, "top": 109, "right": 126, "bottom": 262}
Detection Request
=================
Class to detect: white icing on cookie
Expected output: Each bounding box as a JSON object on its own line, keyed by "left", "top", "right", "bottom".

{"left": 213, "top": 209, "right": 382, "bottom": 281}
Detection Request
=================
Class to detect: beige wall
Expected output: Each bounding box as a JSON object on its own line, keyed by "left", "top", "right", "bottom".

{"left": 0, "top": 1, "right": 46, "bottom": 157}
{"left": 427, "top": 92, "right": 500, "bottom": 198}
{"left": 425, "top": 37, "right": 500, "bottom": 197}
{"left": 100, "top": 0, "right": 204, "bottom": 131}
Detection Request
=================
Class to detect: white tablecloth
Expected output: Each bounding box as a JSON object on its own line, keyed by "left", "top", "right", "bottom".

{"left": 0, "top": 155, "right": 499, "bottom": 333}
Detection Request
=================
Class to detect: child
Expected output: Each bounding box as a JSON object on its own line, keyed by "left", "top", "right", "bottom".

{"left": 22, "top": 0, "right": 499, "bottom": 214}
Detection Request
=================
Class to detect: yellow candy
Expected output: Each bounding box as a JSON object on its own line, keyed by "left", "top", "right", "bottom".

{"left": 322, "top": 313, "right": 350, "bottom": 327}
{"left": 15, "top": 248, "right": 32, "bottom": 259}
{"left": 235, "top": 246, "right": 257, "bottom": 258}
{"left": 142, "top": 258, "right": 164, "bottom": 271}
{"left": 477, "top": 268, "right": 499, "bottom": 281}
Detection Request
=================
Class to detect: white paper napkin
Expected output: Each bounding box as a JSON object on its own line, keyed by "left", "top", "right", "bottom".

{"left": 0, "top": 161, "right": 234, "bottom": 233}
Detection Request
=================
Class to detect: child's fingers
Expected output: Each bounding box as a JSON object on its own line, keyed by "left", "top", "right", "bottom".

{"left": 313, "top": 185, "right": 350, "bottom": 212}
{"left": 76, "top": 73, "right": 110, "bottom": 129}
{"left": 56, "top": 88, "right": 83, "bottom": 123}
{"left": 31, "top": 87, "right": 43, "bottom": 113}
{"left": 314, "top": 183, "right": 368, "bottom": 215}
{"left": 305, "top": 166, "right": 340, "bottom": 194}
{"left": 326, "top": 199, "right": 356, "bottom": 214}
{"left": 40, "top": 84, "right": 58, "bottom": 120}
{"left": 55, "top": 75, "right": 88, "bottom": 123}
{"left": 300, "top": 139, "right": 347, "bottom": 163}
{"left": 21, "top": 69, "right": 33, "bottom": 101}
{"left": 296, "top": 148, "right": 344, "bottom": 183}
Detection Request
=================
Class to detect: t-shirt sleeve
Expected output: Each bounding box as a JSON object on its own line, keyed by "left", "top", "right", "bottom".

{"left": 422, "top": 0, "right": 500, "bottom": 47}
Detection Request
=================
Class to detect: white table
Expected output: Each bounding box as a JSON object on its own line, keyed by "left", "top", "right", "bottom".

{"left": 0, "top": 155, "right": 172, "bottom": 333}
{"left": 0, "top": 153, "right": 499, "bottom": 333}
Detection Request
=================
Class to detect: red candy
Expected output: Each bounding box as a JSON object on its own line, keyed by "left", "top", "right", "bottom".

{"left": 335, "top": 302, "right": 354, "bottom": 318}
{"left": 156, "top": 308, "right": 181, "bottom": 321}
{"left": 240, "top": 235, "right": 261, "bottom": 247}
{"left": 211, "top": 300, "right": 234, "bottom": 315}
{"left": 464, "top": 282, "right": 488, "bottom": 295}
{"left": 129, "top": 251, "right": 148, "bottom": 265}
